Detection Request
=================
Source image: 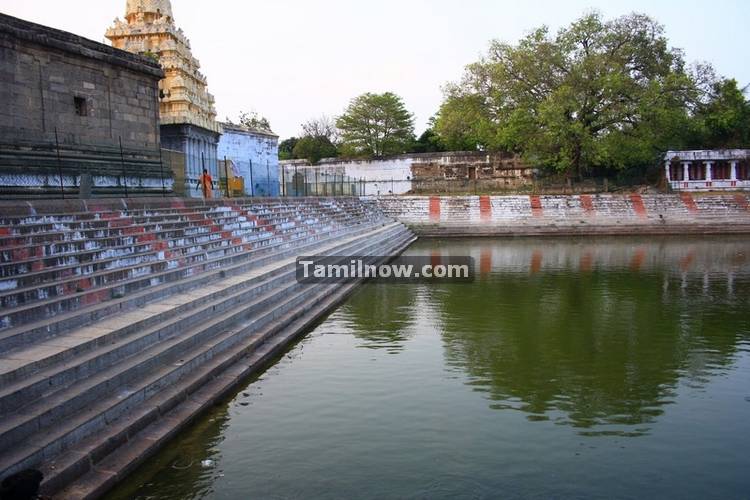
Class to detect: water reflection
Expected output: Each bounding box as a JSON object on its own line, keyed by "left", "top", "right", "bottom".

{"left": 412, "top": 237, "right": 750, "bottom": 435}
{"left": 338, "top": 284, "right": 419, "bottom": 353}
{"left": 105, "top": 236, "right": 750, "bottom": 500}
{"left": 325, "top": 237, "right": 750, "bottom": 436}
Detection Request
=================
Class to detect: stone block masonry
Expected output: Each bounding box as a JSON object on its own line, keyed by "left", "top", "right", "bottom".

{"left": 372, "top": 193, "right": 750, "bottom": 236}
{"left": 0, "top": 197, "right": 415, "bottom": 499}
{"left": 0, "top": 13, "right": 169, "bottom": 198}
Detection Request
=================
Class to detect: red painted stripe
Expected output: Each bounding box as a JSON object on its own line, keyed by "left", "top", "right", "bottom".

{"left": 580, "top": 252, "right": 593, "bottom": 272}
{"left": 629, "top": 194, "right": 648, "bottom": 219}
{"left": 431, "top": 251, "right": 442, "bottom": 268}
{"left": 122, "top": 226, "right": 145, "bottom": 235}
{"left": 429, "top": 196, "right": 441, "bottom": 222}
{"left": 12, "top": 248, "right": 30, "bottom": 261}
{"left": 580, "top": 195, "right": 595, "bottom": 216}
{"left": 480, "top": 248, "right": 492, "bottom": 276}
{"left": 680, "top": 193, "right": 699, "bottom": 214}
{"left": 734, "top": 194, "right": 749, "bottom": 211}
{"left": 529, "top": 196, "right": 543, "bottom": 217}
{"left": 630, "top": 248, "right": 646, "bottom": 272}
{"left": 136, "top": 233, "right": 157, "bottom": 243}
{"left": 479, "top": 196, "right": 492, "bottom": 221}
{"left": 530, "top": 250, "right": 543, "bottom": 273}
{"left": 109, "top": 218, "right": 133, "bottom": 228}
{"left": 680, "top": 251, "right": 696, "bottom": 271}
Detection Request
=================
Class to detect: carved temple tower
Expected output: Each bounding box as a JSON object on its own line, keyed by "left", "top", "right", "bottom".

{"left": 106, "top": 0, "right": 220, "bottom": 196}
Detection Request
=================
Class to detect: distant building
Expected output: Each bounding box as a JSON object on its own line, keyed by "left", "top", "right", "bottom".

{"left": 0, "top": 13, "right": 167, "bottom": 197}
{"left": 665, "top": 150, "right": 750, "bottom": 191}
{"left": 280, "top": 152, "right": 535, "bottom": 196}
{"left": 217, "top": 123, "right": 280, "bottom": 196}
{"left": 106, "top": 0, "right": 221, "bottom": 198}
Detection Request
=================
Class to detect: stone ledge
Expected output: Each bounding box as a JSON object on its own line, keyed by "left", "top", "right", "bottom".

{"left": 0, "top": 13, "right": 164, "bottom": 80}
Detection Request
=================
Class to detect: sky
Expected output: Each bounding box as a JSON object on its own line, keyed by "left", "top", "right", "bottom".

{"left": 1, "top": 0, "right": 748, "bottom": 139}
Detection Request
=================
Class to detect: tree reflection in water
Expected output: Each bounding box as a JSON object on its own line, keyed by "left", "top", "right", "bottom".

{"left": 351, "top": 237, "right": 750, "bottom": 435}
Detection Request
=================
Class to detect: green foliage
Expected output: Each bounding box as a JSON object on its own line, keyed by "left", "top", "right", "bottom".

{"left": 337, "top": 92, "right": 416, "bottom": 157}
{"left": 239, "top": 111, "right": 273, "bottom": 133}
{"left": 292, "top": 136, "right": 338, "bottom": 165}
{"left": 693, "top": 79, "right": 750, "bottom": 149}
{"left": 278, "top": 137, "right": 299, "bottom": 161}
{"left": 410, "top": 127, "right": 447, "bottom": 153}
{"left": 434, "top": 12, "right": 708, "bottom": 177}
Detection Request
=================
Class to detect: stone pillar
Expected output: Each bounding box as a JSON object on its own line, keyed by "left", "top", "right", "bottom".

{"left": 683, "top": 162, "right": 691, "bottom": 182}
{"left": 705, "top": 162, "right": 713, "bottom": 182}
{"left": 665, "top": 160, "right": 672, "bottom": 182}
{"left": 731, "top": 161, "right": 738, "bottom": 181}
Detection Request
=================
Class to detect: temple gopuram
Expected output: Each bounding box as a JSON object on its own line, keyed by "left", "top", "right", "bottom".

{"left": 106, "top": 0, "right": 221, "bottom": 196}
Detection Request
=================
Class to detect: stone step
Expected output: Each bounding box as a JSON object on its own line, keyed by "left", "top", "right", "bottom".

{"left": 0, "top": 206, "right": 373, "bottom": 273}
{"left": 0, "top": 223, "right": 402, "bottom": 399}
{"left": 0, "top": 224, "right": 412, "bottom": 485}
{"left": 0, "top": 228, "right": 405, "bottom": 454}
{"left": 0, "top": 216, "right": 385, "bottom": 331}
{"left": 0, "top": 198, "right": 364, "bottom": 227}
{"left": 0, "top": 219, "right": 390, "bottom": 349}
{"left": 0, "top": 204, "right": 365, "bottom": 249}
{"left": 46, "top": 228, "right": 416, "bottom": 499}
{"left": 0, "top": 209, "right": 358, "bottom": 290}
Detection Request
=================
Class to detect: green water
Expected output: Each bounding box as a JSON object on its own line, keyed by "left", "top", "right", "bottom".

{"left": 107, "top": 237, "right": 750, "bottom": 500}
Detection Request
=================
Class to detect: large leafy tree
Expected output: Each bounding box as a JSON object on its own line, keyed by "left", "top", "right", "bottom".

{"left": 288, "top": 115, "right": 341, "bottom": 164}
{"left": 292, "top": 136, "right": 338, "bottom": 165}
{"left": 434, "top": 13, "right": 704, "bottom": 178}
{"left": 278, "top": 137, "right": 299, "bottom": 160}
{"left": 337, "top": 92, "right": 415, "bottom": 157}
{"left": 694, "top": 79, "right": 750, "bottom": 149}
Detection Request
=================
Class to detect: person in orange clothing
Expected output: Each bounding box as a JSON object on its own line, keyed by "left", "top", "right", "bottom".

{"left": 198, "top": 169, "right": 213, "bottom": 199}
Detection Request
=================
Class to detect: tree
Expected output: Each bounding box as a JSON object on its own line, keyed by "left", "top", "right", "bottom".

{"left": 278, "top": 137, "right": 299, "bottom": 161}
{"left": 238, "top": 111, "right": 273, "bottom": 133}
{"left": 411, "top": 127, "right": 446, "bottom": 153}
{"left": 434, "top": 12, "right": 705, "bottom": 178}
{"left": 337, "top": 92, "right": 415, "bottom": 157}
{"left": 292, "top": 136, "right": 338, "bottom": 165}
{"left": 301, "top": 116, "right": 340, "bottom": 145}
{"left": 694, "top": 79, "right": 750, "bottom": 149}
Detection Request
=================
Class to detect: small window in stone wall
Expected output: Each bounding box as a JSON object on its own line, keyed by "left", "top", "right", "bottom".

{"left": 74, "top": 96, "right": 88, "bottom": 117}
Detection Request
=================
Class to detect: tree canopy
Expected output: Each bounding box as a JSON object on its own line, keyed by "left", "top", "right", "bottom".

{"left": 238, "top": 111, "right": 273, "bottom": 133}
{"left": 337, "top": 92, "right": 415, "bottom": 157}
{"left": 693, "top": 79, "right": 750, "bottom": 149}
{"left": 292, "top": 135, "right": 338, "bottom": 165}
{"left": 278, "top": 137, "right": 299, "bottom": 161}
{"left": 434, "top": 12, "right": 715, "bottom": 177}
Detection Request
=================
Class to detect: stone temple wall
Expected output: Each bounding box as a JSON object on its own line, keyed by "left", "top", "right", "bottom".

{"left": 371, "top": 193, "right": 750, "bottom": 236}
{"left": 281, "top": 152, "right": 535, "bottom": 196}
{"left": 0, "top": 13, "right": 170, "bottom": 197}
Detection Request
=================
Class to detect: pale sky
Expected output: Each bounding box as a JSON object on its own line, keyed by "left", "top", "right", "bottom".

{"left": 1, "top": 1, "right": 748, "bottom": 139}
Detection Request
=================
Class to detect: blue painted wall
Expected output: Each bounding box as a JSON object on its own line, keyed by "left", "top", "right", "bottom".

{"left": 217, "top": 124, "right": 279, "bottom": 196}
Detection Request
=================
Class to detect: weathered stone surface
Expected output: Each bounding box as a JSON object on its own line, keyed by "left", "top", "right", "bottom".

{"left": 0, "top": 13, "right": 168, "bottom": 197}
{"left": 0, "top": 197, "right": 412, "bottom": 500}
{"left": 372, "top": 194, "right": 750, "bottom": 236}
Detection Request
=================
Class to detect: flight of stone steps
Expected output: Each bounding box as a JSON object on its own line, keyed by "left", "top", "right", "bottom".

{"left": 372, "top": 194, "right": 750, "bottom": 234}
{"left": 0, "top": 197, "right": 415, "bottom": 499}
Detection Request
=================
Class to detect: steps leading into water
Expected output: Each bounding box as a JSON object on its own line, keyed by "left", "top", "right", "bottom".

{"left": 0, "top": 197, "right": 415, "bottom": 499}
